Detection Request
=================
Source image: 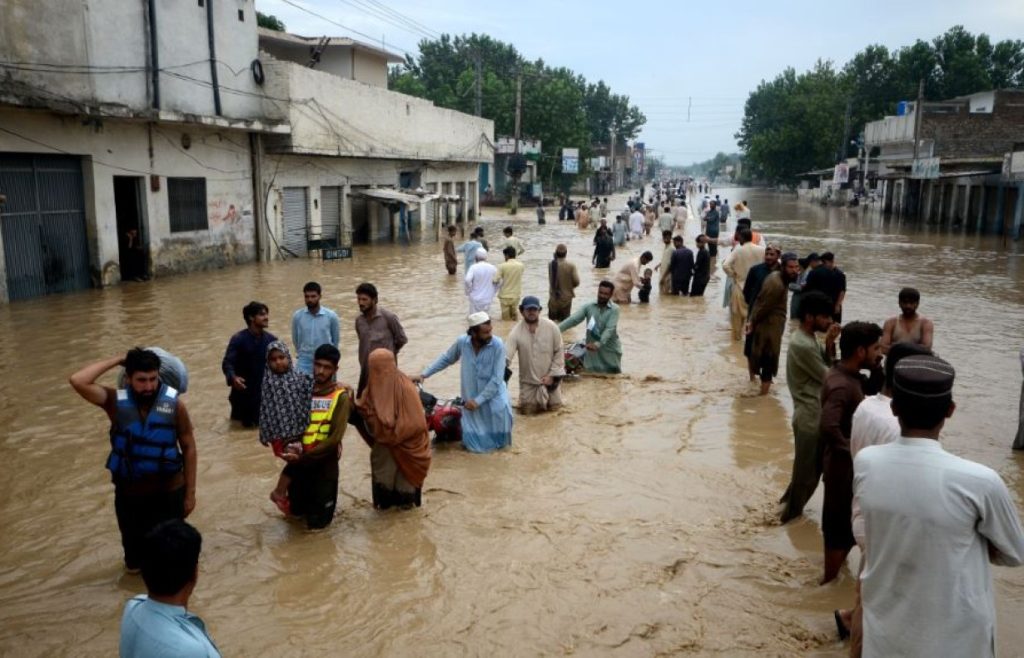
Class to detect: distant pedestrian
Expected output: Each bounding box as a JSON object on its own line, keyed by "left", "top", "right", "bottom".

{"left": 222, "top": 301, "right": 277, "bottom": 427}
{"left": 656, "top": 230, "right": 674, "bottom": 294}
{"left": 502, "top": 226, "right": 525, "bottom": 256}
{"left": 494, "top": 246, "right": 525, "bottom": 320}
{"left": 689, "top": 235, "right": 711, "bottom": 296}
{"left": 456, "top": 235, "right": 483, "bottom": 274}
{"left": 804, "top": 251, "right": 847, "bottom": 323}
{"left": 613, "top": 251, "right": 654, "bottom": 304}
{"left": 119, "top": 519, "right": 220, "bottom": 657}
{"left": 746, "top": 253, "right": 800, "bottom": 395}
{"left": 548, "top": 244, "right": 580, "bottom": 321}
{"left": 592, "top": 227, "right": 616, "bottom": 269}
{"left": 536, "top": 200, "right": 546, "bottom": 225}
{"left": 669, "top": 236, "right": 695, "bottom": 295}
{"left": 465, "top": 249, "right": 498, "bottom": 314}
{"left": 704, "top": 200, "right": 721, "bottom": 257}
{"left": 291, "top": 281, "right": 340, "bottom": 374}
{"left": 628, "top": 208, "right": 645, "bottom": 239}
{"left": 443, "top": 225, "right": 458, "bottom": 275}
{"left": 612, "top": 214, "right": 628, "bottom": 246}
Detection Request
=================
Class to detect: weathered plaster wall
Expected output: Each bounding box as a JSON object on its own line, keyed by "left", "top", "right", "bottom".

{"left": 0, "top": 108, "right": 256, "bottom": 292}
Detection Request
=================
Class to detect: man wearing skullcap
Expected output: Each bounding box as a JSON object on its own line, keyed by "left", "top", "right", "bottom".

{"left": 412, "top": 312, "right": 513, "bottom": 453}
{"left": 854, "top": 355, "right": 1024, "bottom": 657}
{"left": 464, "top": 249, "right": 498, "bottom": 314}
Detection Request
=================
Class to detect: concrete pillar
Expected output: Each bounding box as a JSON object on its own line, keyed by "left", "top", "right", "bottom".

{"left": 962, "top": 183, "right": 972, "bottom": 226}
{"left": 994, "top": 185, "right": 1005, "bottom": 235}
{"left": 976, "top": 184, "right": 988, "bottom": 232}
{"left": 1013, "top": 182, "right": 1024, "bottom": 240}
{"left": 945, "top": 183, "right": 957, "bottom": 225}
{"left": 341, "top": 183, "right": 352, "bottom": 247}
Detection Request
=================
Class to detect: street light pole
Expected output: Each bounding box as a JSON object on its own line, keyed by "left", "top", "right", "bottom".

{"left": 609, "top": 126, "right": 617, "bottom": 193}
{"left": 510, "top": 73, "right": 522, "bottom": 215}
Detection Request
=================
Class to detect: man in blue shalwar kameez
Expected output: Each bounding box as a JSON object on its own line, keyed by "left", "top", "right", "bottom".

{"left": 413, "top": 312, "right": 513, "bottom": 453}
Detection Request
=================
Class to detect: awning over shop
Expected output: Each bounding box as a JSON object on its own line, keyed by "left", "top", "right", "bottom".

{"left": 351, "top": 188, "right": 431, "bottom": 204}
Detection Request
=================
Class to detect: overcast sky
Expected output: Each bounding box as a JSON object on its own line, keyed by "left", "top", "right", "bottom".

{"left": 258, "top": 0, "right": 1024, "bottom": 165}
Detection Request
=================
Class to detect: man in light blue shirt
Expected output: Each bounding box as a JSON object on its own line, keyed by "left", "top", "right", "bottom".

{"left": 291, "top": 281, "right": 340, "bottom": 373}
{"left": 120, "top": 519, "right": 220, "bottom": 657}
{"left": 456, "top": 237, "right": 482, "bottom": 274}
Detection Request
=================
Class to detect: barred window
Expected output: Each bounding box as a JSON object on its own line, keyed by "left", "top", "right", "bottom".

{"left": 168, "top": 177, "right": 208, "bottom": 232}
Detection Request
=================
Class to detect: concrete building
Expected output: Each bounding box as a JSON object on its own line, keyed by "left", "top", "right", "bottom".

{"left": 0, "top": 0, "right": 287, "bottom": 302}
{"left": 256, "top": 28, "right": 493, "bottom": 255}
{"left": 865, "top": 89, "right": 1024, "bottom": 236}
{"left": 0, "top": 3, "right": 493, "bottom": 302}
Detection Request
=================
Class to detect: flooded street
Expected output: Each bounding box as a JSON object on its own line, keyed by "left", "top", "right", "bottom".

{"left": 1, "top": 188, "right": 1023, "bottom": 656}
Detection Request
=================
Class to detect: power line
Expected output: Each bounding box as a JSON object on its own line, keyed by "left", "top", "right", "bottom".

{"left": 275, "top": 0, "right": 414, "bottom": 56}
{"left": 334, "top": 0, "right": 439, "bottom": 40}
{"left": 363, "top": 0, "right": 440, "bottom": 38}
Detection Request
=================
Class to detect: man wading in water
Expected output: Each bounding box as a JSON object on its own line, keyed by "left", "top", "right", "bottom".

{"left": 70, "top": 348, "right": 197, "bottom": 572}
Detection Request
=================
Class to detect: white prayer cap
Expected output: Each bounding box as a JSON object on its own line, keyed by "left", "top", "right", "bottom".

{"left": 467, "top": 311, "right": 490, "bottom": 328}
{"left": 475, "top": 248, "right": 488, "bottom": 261}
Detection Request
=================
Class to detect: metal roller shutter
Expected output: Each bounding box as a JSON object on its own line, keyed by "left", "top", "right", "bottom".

{"left": 281, "top": 186, "right": 308, "bottom": 256}
{"left": 319, "top": 186, "right": 341, "bottom": 243}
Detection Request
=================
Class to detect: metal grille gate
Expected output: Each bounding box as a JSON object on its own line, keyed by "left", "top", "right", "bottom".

{"left": 0, "top": 153, "right": 91, "bottom": 300}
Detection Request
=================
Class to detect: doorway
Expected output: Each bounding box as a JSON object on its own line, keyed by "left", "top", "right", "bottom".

{"left": 114, "top": 176, "right": 148, "bottom": 280}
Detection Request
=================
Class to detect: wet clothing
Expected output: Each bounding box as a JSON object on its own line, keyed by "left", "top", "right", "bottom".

{"left": 593, "top": 234, "right": 615, "bottom": 268}
{"left": 612, "top": 259, "right": 642, "bottom": 304}
{"left": 628, "top": 211, "right": 645, "bottom": 239}
{"left": 443, "top": 236, "right": 458, "bottom": 274}
{"left": 422, "top": 335, "right": 514, "bottom": 453}
{"left": 657, "top": 212, "right": 675, "bottom": 233}
{"left": 291, "top": 306, "right": 340, "bottom": 374}
{"left": 804, "top": 266, "right": 846, "bottom": 322}
{"left": 558, "top": 301, "right": 622, "bottom": 374}
{"left": 547, "top": 258, "right": 580, "bottom": 322}
{"left": 536, "top": 206, "right": 546, "bottom": 224}
{"left": 358, "top": 349, "right": 431, "bottom": 508}
{"left": 779, "top": 328, "right": 828, "bottom": 522}
{"left": 855, "top": 438, "right": 1024, "bottom": 657}
{"left": 742, "top": 263, "right": 775, "bottom": 310}
{"left": 223, "top": 328, "right": 277, "bottom": 426}
{"left": 722, "top": 243, "right": 766, "bottom": 341}
{"left": 258, "top": 342, "right": 313, "bottom": 447}
{"left": 465, "top": 260, "right": 499, "bottom": 314}
{"left": 120, "top": 595, "right": 220, "bottom": 658}
{"left": 506, "top": 317, "right": 565, "bottom": 413}
{"left": 690, "top": 248, "right": 710, "bottom": 296}
{"left": 456, "top": 240, "right": 482, "bottom": 274}
{"left": 494, "top": 259, "right": 525, "bottom": 320}
{"left": 286, "top": 383, "right": 351, "bottom": 528}
{"left": 657, "top": 244, "right": 674, "bottom": 294}
{"left": 669, "top": 247, "right": 695, "bottom": 295}
{"left": 355, "top": 307, "right": 407, "bottom": 395}
{"left": 820, "top": 365, "right": 864, "bottom": 551}
{"left": 789, "top": 268, "right": 811, "bottom": 319}
{"left": 502, "top": 236, "right": 525, "bottom": 256}
{"left": 115, "top": 483, "right": 185, "bottom": 570}
{"left": 747, "top": 271, "right": 788, "bottom": 382}
{"left": 1016, "top": 347, "right": 1024, "bottom": 450}
{"left": 850, "top": 393, "right": 900, "bottom": 546}
{"left": 612, "top": 221, "right": 627, "bottom": 247}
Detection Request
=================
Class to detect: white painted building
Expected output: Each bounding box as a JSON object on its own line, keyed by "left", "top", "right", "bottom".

{"left": 0, "top": 2, "right": 494, "bottom": 302}
{"left": 0, "top": 0, "right": 289, "bottom": 302}
{"left": 256, "top": 29, "right": 493, "bottom": 254}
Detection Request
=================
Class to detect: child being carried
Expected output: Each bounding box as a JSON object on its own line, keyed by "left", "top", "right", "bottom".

{"left": 259, "top": 341, "right": 313, "bottom": 513}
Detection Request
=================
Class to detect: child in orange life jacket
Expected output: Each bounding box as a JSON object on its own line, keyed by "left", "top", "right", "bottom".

{"left": 258, "top": 341, "right": 313, "bottom": 513}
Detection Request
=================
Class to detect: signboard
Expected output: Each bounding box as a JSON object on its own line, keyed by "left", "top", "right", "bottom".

{"left": 833, "top": 163, "right": 849, "bottom": 184}
{"left": 633, "top": 142, "right": 645, "bottom": 176}
{"left": 322, "top": 247, "right": 353, "bottom": 260}
{"left": 532, "top": 183, "right": 543, "bottom": 199}
{"left": 562, "top": 157, "right": 579, "bottom": 174}
{"left": 911, "top": 156, "right": 940, "bottom": 179}
{"left": 562, "top": 148, "right": 579, "bottom": 158}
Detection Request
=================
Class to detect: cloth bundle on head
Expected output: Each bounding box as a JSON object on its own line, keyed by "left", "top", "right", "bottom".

{"left": 357, "top": 349, "right": 431, "bottom": 487}
{"left": 893, "top": 355, "right": 955, "bottom": 400}
{"left": 467, "top": 311, "right": 490, "bottom": 328}
{"left": 258, "top": 341, "right": 313, "bottom": 445}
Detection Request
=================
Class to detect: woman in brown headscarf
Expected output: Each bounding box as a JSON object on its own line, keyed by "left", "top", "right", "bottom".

{"left": 356, "top": 349, "right": 432, "bottom": 509}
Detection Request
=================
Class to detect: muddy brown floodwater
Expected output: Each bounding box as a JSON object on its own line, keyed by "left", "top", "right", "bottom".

{"left": 1, "top": 188, "right": 1023, "bottom": 656}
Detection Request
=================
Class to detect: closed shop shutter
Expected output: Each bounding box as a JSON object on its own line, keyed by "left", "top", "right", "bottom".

{"left": 319, "top": 186, "right": 341, "bottom": 243}
{"left": 281, "top": 186, "right": 308, "bottom": 256}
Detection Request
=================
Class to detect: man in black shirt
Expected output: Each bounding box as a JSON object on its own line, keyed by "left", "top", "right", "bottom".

{"left": 804, "top": 251, "right": 847, "bottom": 323}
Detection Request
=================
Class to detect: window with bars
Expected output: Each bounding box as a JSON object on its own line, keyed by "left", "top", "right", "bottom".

{"left": 168, "top": 177, "right": 208, "bottom": 232}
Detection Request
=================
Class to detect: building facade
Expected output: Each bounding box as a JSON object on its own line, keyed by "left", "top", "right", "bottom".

{"left": 0, "top": 1, "right": 493, "bottom": 302}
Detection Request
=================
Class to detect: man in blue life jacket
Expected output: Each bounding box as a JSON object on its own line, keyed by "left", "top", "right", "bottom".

{"left": 70, "top": 348, "right": 197, "bottom": 572}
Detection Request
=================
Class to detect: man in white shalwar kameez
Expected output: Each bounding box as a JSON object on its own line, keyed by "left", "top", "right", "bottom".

{"left": 854, "top": 355, "right": 1024, "bottom": 658}
{"left": 465, "top": 249, "right": 498, "bottom": 314}
{"left": 505, "top": 296, "right": 565, "bottom": 414}
{"left": 721, "top": 228, "right": 765, "bottom": 341}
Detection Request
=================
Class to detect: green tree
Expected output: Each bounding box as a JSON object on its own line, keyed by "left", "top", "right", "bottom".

{"left": 256, "top": 12, "right": 285, "bottom": 32}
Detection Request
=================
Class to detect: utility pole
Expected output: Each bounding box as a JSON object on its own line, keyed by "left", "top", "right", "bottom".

{"left": 510, "top": 72, "right": 522, "bottom": 214}
{"left": 911, "top": 78, "right": 925, "bottom": 217}
{"left": 609, "top": 126, "right": 617, "bottom": 192}
{"left": 838, "top": 98, "right": 852, "bottom": 164}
